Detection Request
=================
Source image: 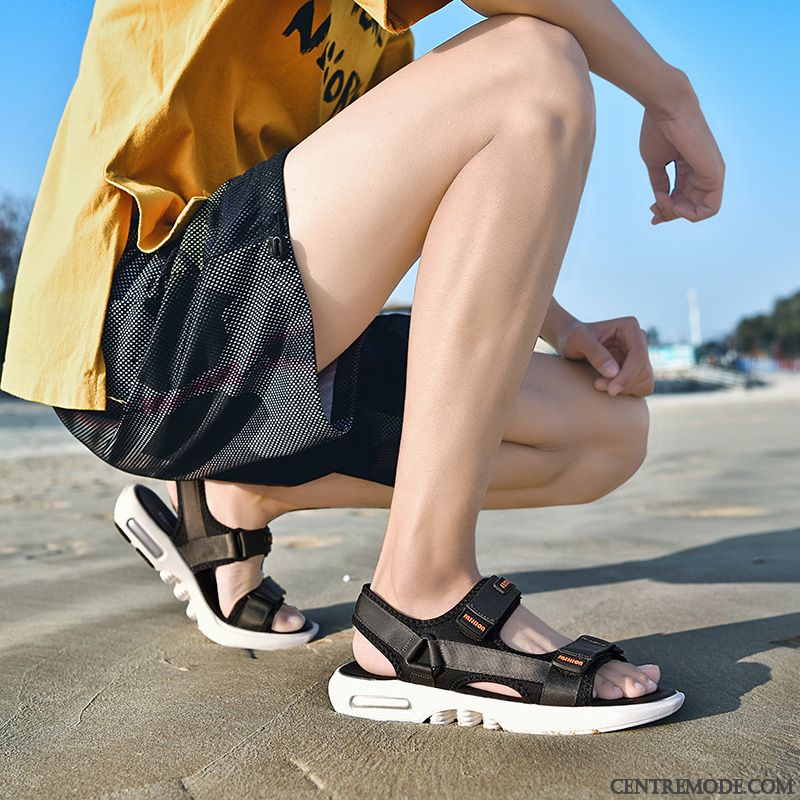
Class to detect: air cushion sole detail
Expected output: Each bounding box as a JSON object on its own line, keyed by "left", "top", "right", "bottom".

{"left": 328, "top": 662, "right": 684, "bottom": 735}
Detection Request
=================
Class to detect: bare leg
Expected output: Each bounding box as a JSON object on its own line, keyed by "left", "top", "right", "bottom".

{"left": 167, "top": 14, "right": 657, "bottom": 695}
{"left": 170, "top": 353, "right": 656, "bottom": 697}
{"left": 181, "top": 355, "right": 650, "bottom": 515}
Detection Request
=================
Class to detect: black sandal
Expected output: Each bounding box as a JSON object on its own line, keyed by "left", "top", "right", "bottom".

{"left": 328, "top": 576, "right": 683, "bottom": 734}
{"left": 113, "top": 481, "right": 318, "bottom": 649}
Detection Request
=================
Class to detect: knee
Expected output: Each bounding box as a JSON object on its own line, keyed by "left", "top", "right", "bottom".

{"left": 612, "top": 396, "right": 650, "bottom": 478}
{"left": 489, "top": 15, "right": 595, "bottom": 149}
{"left": 576, "top": 396, "right": 650, "bottom": 504}
{"left": 604, "top": 395, "right": 650, "bottom": 487}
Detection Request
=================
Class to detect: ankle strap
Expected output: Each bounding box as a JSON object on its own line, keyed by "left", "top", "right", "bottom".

{"left": 353, "top": 579, "right": 527, "bottom": 687}
{"left": 178, "top": 527, "right": 272, "bottom": 569}
{"left": 175, "top": 480, "right": 273, "bottom": 571}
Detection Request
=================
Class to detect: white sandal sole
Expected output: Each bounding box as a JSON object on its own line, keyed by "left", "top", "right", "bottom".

{"left": 328, "top": 665, "right": 684, "bottom": 735}
{"left": 113, "top": 482, "right": 319, "bottom": 650}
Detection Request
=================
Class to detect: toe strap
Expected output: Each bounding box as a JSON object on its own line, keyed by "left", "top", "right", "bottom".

{"left": 455, "top": 576, "right": 521, "bottom": 640}
{"left": 540, "top": 635, "right": 626, "bottom": 706}
{"left": 226, "top": 576, "right": 286, "bottom": 632}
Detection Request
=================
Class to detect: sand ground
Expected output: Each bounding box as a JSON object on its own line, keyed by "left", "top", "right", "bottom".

{"left": 0, "top": 377, "right": 798, "bottom": 799}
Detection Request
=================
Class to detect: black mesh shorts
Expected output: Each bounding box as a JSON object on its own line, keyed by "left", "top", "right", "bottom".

{"left": 53, "top": 145, "right": 409, "bottom": 487}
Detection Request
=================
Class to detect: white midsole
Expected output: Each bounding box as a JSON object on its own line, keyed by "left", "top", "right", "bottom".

{"left": 113, "top": 482, "right": 319, "bottom": 650}
{"left": 328, "top": 666, "right": 685, "bottom": 735}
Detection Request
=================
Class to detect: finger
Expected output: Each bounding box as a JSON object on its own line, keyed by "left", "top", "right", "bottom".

{"left": 646, "top": 162, "right": 671, "bottom": 198}
{"left": 598, "top": 363, "right": 654, "bottom": 396}
{"left": 673, "top": 200, "right": 711, "bottom": 222}
{"left": 608, "top": 328, "right": 649, "bottom": 396}
{"left": 621, "top": 347, "right": 655, "bottom": 396}
{"left": 649, "top": 203, "right": 666, "bottom": 225}
{"left": 653, "top": 190, "right": 678, "bottom": 222}
{"left": 671, "top": 162, "right": 699, "bottom": 221}
{"left": 636, "top": 365, "right": 656, "bottom": 395}
{"left": 598, "top": 363, "right": 647, "bottom": 396}
{"left": 620, "top": 369, "right": 655, "bottom": 397}
{"left": 672, "top": 159, "right": 724, "bottom": 222}
{"left": 581, "top": 336, "right": 620, "bottom": 380}
{"left": 594, "top": 377, "right": 610, "bottom": 392}
{"left": 673, "top": 188, "right": 723, "bottom": 223}
{"left": 606, "top": 364, "right": 648, "bottom": 397}
{"left": 670, "top": 125, "right": 725, "bottom": 212}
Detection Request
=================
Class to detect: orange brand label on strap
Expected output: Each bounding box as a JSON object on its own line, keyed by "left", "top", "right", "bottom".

{"left": 557, "top": 654, "right": 585, "bottom": 666}
{"left": 462, "top": 613, "right": 487, "bottom": 633}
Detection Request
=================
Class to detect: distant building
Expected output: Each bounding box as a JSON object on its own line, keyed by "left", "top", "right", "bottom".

{"left": 648, "top": 344, "right": 696, "bottom": 373}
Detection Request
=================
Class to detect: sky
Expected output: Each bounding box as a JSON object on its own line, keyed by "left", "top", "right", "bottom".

{"left": 0, "top": 1, "right": 797, "bottom": 343}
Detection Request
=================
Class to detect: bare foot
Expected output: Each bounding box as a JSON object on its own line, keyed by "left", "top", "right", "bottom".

{"left": 353, "top": 580, "right": 660, "bottom": 701}
{"left": 165, "top": 482, "right": 305, "bottom": 632}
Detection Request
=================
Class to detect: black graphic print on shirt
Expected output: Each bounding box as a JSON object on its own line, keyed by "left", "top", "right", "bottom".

{"left": 283, "top": 0, "right": 388, "bottom": 121}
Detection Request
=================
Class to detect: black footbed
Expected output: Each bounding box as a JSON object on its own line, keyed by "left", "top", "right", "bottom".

{"left": 338, "top": 660, "right": 677, "bottom": 707}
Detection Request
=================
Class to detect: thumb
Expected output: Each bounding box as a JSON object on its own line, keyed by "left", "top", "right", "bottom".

{"left": 583, "top": 336, "right": 620, "bottom": 379}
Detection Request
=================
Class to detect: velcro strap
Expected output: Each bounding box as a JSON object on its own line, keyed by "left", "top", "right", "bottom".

{"left": 227, "top": 576, "right": 286, "bottom": 632}
{"left": 179, "top": 526, "right": 272, "bottom": 570}
{"left": 353, "top": 588, "right": 442, "bottom": 686}
{"left": 353, "top": 590, "right": 426, "bottom": 662}
{"left": 455, "top": 576, "right": 521, "bottom": 641}
{"left": 551, "top": 635, "right": 624, "bottom": 675}
{"left": 253, "top": 576, "right": 285, "bottom": 608}
{"left": 437, "top": 639, "right": 550, "bottom": 684}
{"left": 539, "top": 635, "right": 626, "bottom": 707}
{"left": 353, "top": 587, "right": 552, "bottom": 688}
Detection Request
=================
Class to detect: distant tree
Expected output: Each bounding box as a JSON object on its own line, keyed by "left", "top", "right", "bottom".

{"left": 772, "top": 290, "right": 800, "bottom": 357}
{"left": 735, "top": 313, "right": 774, "bottom": 354}
{"left": 733, "top": 289, "right": 800, "bottom": 358}
{"left": 645, "top": 326, "right": 660, "bottom": 346}
{"left": 0, "top": 195, "right": 30, "bottom": 309}
{"left": 0, "top": 194, "right": 32, "bottom": 376}
{"left": 695, "top": 339, "right": 725, "bottom": 363}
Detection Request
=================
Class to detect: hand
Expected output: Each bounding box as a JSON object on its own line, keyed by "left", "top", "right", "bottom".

{"left": 640, "top": 86, "right": 725, "bottom": 224}
{"left": 557, "top": 317, "right": 655, "bottom": 397}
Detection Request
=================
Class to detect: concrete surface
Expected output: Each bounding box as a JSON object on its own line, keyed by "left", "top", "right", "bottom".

{"left": 1, "top": 377, "right": 799, "bottom": 799}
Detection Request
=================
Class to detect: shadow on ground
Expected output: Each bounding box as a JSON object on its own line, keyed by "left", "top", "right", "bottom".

{"left": 507, "top": 528, "right": 800, "bottom": 592}
{"left": 309, "top": 527, "right": 799, "bottom": 637}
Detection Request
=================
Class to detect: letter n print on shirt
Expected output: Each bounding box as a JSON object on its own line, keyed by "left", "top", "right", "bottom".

{"left": 283, "top": 0, "right": 331, "bottom": 53}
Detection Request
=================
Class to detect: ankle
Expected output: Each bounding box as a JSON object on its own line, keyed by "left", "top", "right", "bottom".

{"left": 370, "top": 566, "right": 481, "bottom": 620}
{"left": 205, "top": 481, "right": 293, "bottom": 529}
{"left": 165, "top": 480, "right": 293, "bottom": 529}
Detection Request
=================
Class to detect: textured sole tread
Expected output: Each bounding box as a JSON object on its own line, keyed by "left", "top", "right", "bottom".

{"left": 328, "top": 665, "right": 685, "bottom": 736}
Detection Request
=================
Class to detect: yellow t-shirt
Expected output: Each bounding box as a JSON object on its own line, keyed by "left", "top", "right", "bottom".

{"left": 1, "top": 0, "right": 451, "bottom": 410}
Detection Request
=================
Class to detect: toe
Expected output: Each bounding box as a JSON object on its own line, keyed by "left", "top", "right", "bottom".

{"left": 271, "top": 603, "right": 306, "bottom": 633}
{"left": 593, "top": 675, "right": 623, "bottom": 700}
{"left": 604, "top": 661, "right": 657, "bottom": 697}
{"left": 639, "top": 663, "right": 661, "bottom": 686}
